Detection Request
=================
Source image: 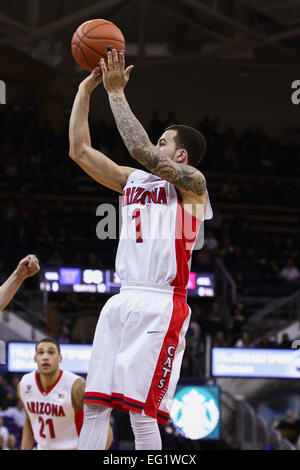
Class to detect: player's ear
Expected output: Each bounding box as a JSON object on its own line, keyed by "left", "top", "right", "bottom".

{"left": 34, "top": 353, "right": 37, "bottom": 364}
{"left": 176, "top": 149, "right": 188, "bottom": 164}
{"left": 58, "top": 354, "right": 63, "bottom": 364}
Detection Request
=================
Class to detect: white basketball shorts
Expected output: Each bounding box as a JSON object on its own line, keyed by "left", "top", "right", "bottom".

{"left": 83, "top": 282, "right": 191, "bottom": 425}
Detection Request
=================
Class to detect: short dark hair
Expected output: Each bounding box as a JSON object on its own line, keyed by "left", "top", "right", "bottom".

{"left": 35, "top": 337, "right": 60, "bottom": 354}
{"left": 166, "top": 124, "right": 206, "bottom": 167}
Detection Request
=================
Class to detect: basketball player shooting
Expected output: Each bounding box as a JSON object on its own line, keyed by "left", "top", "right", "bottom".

{"left": 0, "top": 255, "right": 39, "bottom": 311}
{"left": 69, "top": 50, "right": 212, "bottom": 450}
{"left": 18, "top": 338, "right": 113, "bottom": 450}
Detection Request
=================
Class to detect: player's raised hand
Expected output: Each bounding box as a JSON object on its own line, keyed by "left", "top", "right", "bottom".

{"left": 16, "top": 255, "right": 40, "bottom": 280}
{"left": 101, "top": 49, "right": 134, "bottom": 95}
{"left": 79, "top": 66, "right": 103, "bottom": 95}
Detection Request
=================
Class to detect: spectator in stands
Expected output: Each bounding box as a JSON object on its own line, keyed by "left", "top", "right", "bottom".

{"left": 275, "top": 410, "right": 300, "bottom": 445}
{"left": 220, "top": 177, "right": 239, "bottom": 201}
{"left": 190, "top": 303, "right": 207, "bottom": 335}
{"left": 233, "top": 271, "right": 245, "bottom": 296}
{"left": 193, "top": 247, "right": 213, "bottom": 270}
{"left": 88, "top": 251, "right": 104, "bottom": 268}
{"left": 47, "top": 249, "right": 64, "bottom": 267}
{"left": 2, "top": 434, "right": 17, "bottom": 450}
{"left": 56, "top": 324, "right": 71, "bottom": 344}
{"left": 283, "top": 238, "right": 298, "bottom": 261}
{"left": 213, "top": 330, "right": 228, "bottom": 347}
{"left": 3, "top": 389, "right": 17, "bottom": 409}
{"left": 279, "top": 333, "right": 292, "bottom": 349}
{"left": 206, "top": 303, "right": 226, "bottom": 336}
{"left": 186, "top": 318, "right": 200, "bottom": 347}
{"left": 3, "top": 200, "right": 17, "bottom": 220}
{"left": 0, "top": 376, "right": 5, "bottom": 409}
{"left": 280, "top": 259, "right": 300, "bottom": 282}
{"left": 0, "top": 417, "right": 9, "bottom": 447}
{"left": 264, "top": 259, "right": 281, "bottom": 281}
{"left": 256, "top": 332, "right": 277, "bottom": 349}
{"left": 0, "top": 399, "right": 25, "bottom": 429}
{"left": 203, "top": 230, "right": 219, "bottom": 253}
{"left": 9, "top": 375, "right": 20, "bottom": 394}
{"left": 230, "top": 295, "right": 247, "bottom": 337}
{"left": 235, "top": 331, "right": 252, "bottom": 348}
{"left": 184, "top": 320, "right": 201, "bottom": 376}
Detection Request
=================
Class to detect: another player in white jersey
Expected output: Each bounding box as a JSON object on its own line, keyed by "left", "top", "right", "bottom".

{"left": 69, "top": 51, "right": 212, "bottom": 451}
{"left": 18, "top": 338, "right": 113, "bottom": 450}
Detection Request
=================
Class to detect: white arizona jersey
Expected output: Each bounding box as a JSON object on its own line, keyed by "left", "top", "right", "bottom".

{"left": 20, "top": 369, "right": 82, "bottom": 450}
{"left": 116, "top": 170, "right": 213, "bottom": 289}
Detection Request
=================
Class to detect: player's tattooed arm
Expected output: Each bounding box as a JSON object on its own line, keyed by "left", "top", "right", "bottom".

{"left": 71, "top": 378, "right": 85, "bottom": 411}
{"left": 108, "top": 94, "right": 206, "bottom": 196}
{"left": 101, "top": 50, "right": 206, "bottom": 196}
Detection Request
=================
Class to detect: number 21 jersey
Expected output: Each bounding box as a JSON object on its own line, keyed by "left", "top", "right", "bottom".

{"left": 20, "top": 369, "right": 82, "bottom": 450}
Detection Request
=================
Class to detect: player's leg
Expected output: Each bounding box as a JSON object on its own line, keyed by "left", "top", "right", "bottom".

{"left": 80, "top": 295, "right": 122, "bottom": 451}
{"left": 129, "top": 411, "right": 162, "bottom": 450}
{"left": 77, "top": 404, "right": 111, "bottom": 450}
{"left": 78, "top": 295, "right": 124, "bottom": 450}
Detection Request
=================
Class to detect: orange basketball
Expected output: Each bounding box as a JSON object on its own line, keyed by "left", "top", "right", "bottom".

{"left": 71, "top": 19, "right": 125, "bottom": 72}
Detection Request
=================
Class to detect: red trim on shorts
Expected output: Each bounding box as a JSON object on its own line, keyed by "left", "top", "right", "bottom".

{"left": 111, "top": 393, "right": 145, "bottom": 408}
{"left": 83, "top": 392, "right": 169, "bottom": 425}
{"left": 143, "top": 291, "right": 190, "bottom": 420}
{"left": 35, "top": 370, "right": 63, "bottom": 396}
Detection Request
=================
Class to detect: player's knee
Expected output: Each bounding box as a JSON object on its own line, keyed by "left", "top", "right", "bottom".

{"left": 83, "top": 403, "right": 111, "bottom": 421}
{"left": 129, "top": 411, "right": 158, "bottom": 434}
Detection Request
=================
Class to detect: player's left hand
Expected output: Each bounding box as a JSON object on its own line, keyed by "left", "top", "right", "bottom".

{"left": 16, "top": 254, "right": 40, "bottom": 280}
{"left": 79, "top": 66, "right": 103, "bottom": 95}
{"left": 100, "top": 49, "right": 134, "bottom": 94}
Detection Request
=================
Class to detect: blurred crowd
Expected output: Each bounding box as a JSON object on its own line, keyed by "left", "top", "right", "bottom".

{"left": 0, "top": 374, "right": 24, "bottom": 450}
{"left": 0, "top": 368, "right": 299, "bottom": 450}
{"left": 0, "top": 104, "right": 299, "bottom": 275}
{"left": 1, "top": 103, "right": 300, "bottom": 448}
{"left": 0, "top": 103, "right": 299, "bottom": 348}
{"left": 274, "top": 409, "right": 300, "bottom": 448}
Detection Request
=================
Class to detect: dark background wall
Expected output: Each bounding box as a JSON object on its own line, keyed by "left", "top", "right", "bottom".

{"left": 1, "top": 46, "right": 299, "bottom": 137}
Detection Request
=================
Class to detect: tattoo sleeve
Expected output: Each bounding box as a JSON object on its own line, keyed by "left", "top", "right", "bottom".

{"left": 108, "top": 93, "right": 206, "bottom": 196}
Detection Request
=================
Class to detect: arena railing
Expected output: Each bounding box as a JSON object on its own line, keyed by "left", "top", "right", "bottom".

{"left": 247, "top": 288, "right": 300, "bottom": 340}
{"left": 220, "top": 389, "right": 296, "bottom": 450}
{"left": 9, "top": 289, "right": 47, "bottom": 336}
{"left": 214, "top": 257, "right": 237, "bottom": 324}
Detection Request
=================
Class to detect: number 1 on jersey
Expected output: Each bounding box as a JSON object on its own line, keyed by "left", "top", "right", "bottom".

{"left": 132, "top": 209, "right": 143, "bottom": 243}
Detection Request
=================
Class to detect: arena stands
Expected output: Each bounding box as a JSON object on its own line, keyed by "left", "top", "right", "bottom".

{"left": 1, "top": 103, "right": 300, "bottom": 449}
